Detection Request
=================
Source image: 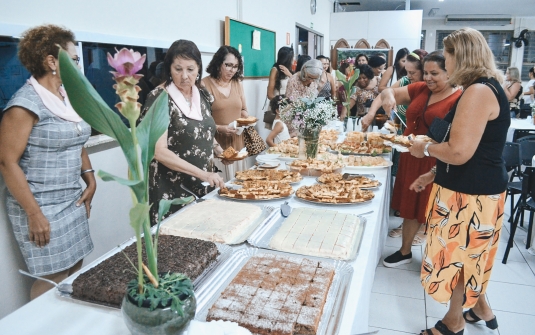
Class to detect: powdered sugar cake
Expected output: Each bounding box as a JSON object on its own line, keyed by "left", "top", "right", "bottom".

{"left": 269, "top": 208, "right": 361, "bottom": 260}
{"left": 206, "top": 254, "right": 334, "bottom": 335}
{"left": 160, "top": 199, "right": 263, "bottom": 244}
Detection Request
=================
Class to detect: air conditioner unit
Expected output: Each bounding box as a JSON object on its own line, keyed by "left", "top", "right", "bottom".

{"left": 445, "top": 15, "right": 512, "bottom": 26}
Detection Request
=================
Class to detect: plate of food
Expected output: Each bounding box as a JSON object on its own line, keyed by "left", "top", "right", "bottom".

{"left": 235, "top": 169, "right": 302, "bottom": 184}
{"left": 217, "top": 147, "right": 248, "bottom": 161}
{"left": 219, "top": 180, "right": 294, "bottom": 200}
{"left": 342, "top": 155, "right": 393, "bottom": 169}
{"left": 295, "top": 183, "right": 375, "bottom": 204}
{"left": 316, "top": 173, "right": 381, "bottom": 189}
{"left": 288, "top": 158, "right": 344, "bottom": 177}
{"left": 236, "top": 116, "right": 258, "bottom": 126}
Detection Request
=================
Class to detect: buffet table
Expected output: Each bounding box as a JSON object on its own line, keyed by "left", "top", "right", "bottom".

{"left": 0, "top": 160, "right": 391, "bottom": 335}
{"left": 507, "top": 118, "right": 535, "bottom": 141}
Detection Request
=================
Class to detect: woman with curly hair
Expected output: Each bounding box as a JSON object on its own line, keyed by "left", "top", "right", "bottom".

{"left": 0, "top": 24, "right": 96, "bottom": 299}
{"left": 202, "top": 46, "right": 249, "bottom": 179}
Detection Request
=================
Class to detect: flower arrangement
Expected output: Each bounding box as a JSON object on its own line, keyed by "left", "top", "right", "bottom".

{"left": 279, "top": 96, "right": 338, "bottom": 134}
{"left": 58, "top": 48, "right": 194, "bottom": 315}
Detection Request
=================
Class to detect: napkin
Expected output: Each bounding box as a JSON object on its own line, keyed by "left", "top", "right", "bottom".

{"left": 185, "top": 320, "right": 252, "bottom": 335}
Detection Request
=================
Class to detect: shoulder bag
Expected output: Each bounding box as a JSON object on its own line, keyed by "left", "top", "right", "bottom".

{"left": 243, "top": 126, "right": 267, "bottom": 156}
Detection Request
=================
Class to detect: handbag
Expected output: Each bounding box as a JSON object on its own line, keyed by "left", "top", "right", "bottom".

{"left": 262, "top": 97, "right": 276, "bottom": 127}
{"left": 427, "top": 117, "right": 451, "bottom": 143}
{"left": 243, "top": 126, "right": 267, "bottom": 156}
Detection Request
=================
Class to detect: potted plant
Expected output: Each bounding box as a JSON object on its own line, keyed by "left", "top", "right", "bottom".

{"left": 335, "top": 67, "right": 360, "bottom": 131}
{"left": 279, "top": 96, "right": 337, "bottom": 159}
{"left": 58, "top": 48, "right": 195, "bottom": 334}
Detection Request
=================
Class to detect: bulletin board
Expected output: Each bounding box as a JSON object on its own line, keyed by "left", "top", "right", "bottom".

{"left": 225, "top": 17, "right": 276, "bottom": 78}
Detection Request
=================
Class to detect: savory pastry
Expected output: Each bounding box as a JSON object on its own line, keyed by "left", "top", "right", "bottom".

{"left": 222, "top": 146, "right": 238, "bottom": 159}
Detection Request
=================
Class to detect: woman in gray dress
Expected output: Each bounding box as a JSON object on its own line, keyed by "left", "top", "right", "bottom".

{"left": 0, "top": 25, "right": 96, "bottom": 299}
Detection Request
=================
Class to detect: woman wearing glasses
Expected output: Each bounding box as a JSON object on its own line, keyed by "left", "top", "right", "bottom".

{"left": 0, "top": 24, "right": 96, "bottom": 299}
{"left": 203, "top": 46, "right": 249, "bottom": 178}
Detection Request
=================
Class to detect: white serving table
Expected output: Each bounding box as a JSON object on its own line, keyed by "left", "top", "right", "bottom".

{"left": 0, "top": 162, "right": 391, "bottom": 335}
{"left": 507, "top": 118, "right": 535, "bottom": 141}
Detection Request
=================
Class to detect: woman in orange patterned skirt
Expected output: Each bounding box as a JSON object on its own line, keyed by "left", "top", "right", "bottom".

{"left": 409, "top": 28, "right": 510, "bottom": 335}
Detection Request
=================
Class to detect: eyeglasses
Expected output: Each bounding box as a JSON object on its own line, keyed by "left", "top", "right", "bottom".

{"left": 224, "top": 63, "right": 239, "bottom": 70}
{"left": 72, "top": 56, "right": 80, "bottom": 65}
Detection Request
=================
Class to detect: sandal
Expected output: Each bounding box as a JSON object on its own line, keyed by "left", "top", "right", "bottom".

{"left": 462, "top": 308, "right": 498, "bottom": 330}
{"left": 388, "top": 225, "right": 403, "bottom": 238}
{"left": 412, "top": 231, "right": 426, "bottom": 246}
{"left": 421, "top": 320, "right": 464, "bottom": 335}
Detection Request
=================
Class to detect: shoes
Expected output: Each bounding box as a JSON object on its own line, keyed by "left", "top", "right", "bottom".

{"left": 462, "top": 308, "right": 498, "bottom": 330}
{"left": 383, "top": 250, "right": 412, "bottom": 268}
{"left": 388, "top": 225, "right": 403, "bottom": 238}
{"left": 422, "top": 320, "right": 464, "bottom": 335}
{"left": 412, "top": 230, "right": 427, "bottom": 246}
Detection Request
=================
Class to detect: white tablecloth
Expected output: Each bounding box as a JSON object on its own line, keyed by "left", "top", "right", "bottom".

{"left": 507, "top": 118, "right": 535, "bottom": 141}
{"left": 0, "top": 164, "right": 391, "bottom": 335}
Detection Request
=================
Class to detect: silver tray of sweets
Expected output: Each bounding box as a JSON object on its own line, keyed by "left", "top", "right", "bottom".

{"left": 194, "top": 247, "right": 354, "bottom": 335}
{"left": 247, "top": 210, "right": 366, "bottom": 261}
{"left": 56, "top": 236, "right": 233, "bottom": 310}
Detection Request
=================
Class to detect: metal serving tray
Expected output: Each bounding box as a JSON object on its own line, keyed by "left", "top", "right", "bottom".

{"left": 194, "top": 247, "right": 354, "bottom": 335}
{"left": 56, "top": 240, "right": 233, "bottom": 309}
{"left": 247, "top": 211, "right": 366, "bottom": 261}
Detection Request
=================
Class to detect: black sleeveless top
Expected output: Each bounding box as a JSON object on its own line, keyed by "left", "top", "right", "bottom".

{"left": 434, "top": 77, "right": 510, "bottom": 195}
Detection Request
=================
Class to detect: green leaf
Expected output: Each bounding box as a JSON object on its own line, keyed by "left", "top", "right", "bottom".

{"left": 348, "top": 68, "right": 360, "bottom": 89}
{"left": 97, "top": 170, "right": 145, "bottom": 203}
{"left": 156, "top": 197, "right": 195, "bottom": 227}
{"left": 58, "top": 49, "right": 139, "bottom": 178}
{"left": 335, "top": 70, "right": 347, "bottom": 83}
{"left": 129, "top": 203, "right": 150, "bottom": 232}
{"left": 137, "top": 91, "right": 170, "bottom": 185}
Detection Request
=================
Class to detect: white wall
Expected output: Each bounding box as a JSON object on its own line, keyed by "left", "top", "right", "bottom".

{"left": 330, "top": 10, "right": 423, "bottom": 59}
{"left": 0, "top": 0, "right": 332, "bottom": 319}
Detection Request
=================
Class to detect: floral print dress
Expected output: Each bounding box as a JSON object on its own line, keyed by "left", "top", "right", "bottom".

{"left": 140, "top": 87, "right": 216, "bottom": 226}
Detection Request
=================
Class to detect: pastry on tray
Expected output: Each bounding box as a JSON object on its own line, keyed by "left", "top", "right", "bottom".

{"left": 288, "top": 158, "right": 344, "bottom": 176}
{"left": 296, "top": 183, "right": 375, "bottom": 204}
{"left": 318, "top": 173, "right": 380, "bottom": 188}
{"left": 160, "top": 199, "right": 263, "bottom": 244}
{"left": 235, "top": 169, "right": 302, "bottom": 183}
{"left": 219, "top": 180, "right": 294, "bottom": 200}
{"left": 236, "top": 116, "right": 258, "bottom": 126}
{"left": 269, "top": 207, "right": 363, "bottom": 259}
{"left": 206, "top": 253, "right": 334, "bottom": 335}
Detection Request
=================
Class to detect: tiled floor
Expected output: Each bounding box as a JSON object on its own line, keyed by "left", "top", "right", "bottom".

{"left": 368, "top": 208, "right": 535, "bottom": 334}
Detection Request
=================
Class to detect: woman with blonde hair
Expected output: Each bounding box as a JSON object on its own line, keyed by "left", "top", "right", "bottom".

{"left": 502, "top": 66, "right": 522, "bottom": 117}
{"left": 409, "top": 27, "right": 509, "bottom": 335}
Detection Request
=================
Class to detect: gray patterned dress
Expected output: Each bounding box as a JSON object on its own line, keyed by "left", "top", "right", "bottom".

{"left": 4, "top": 83, "right": 93, "bottom": 276}
{"left": 140, "top": 87, "right": 217, "bottom": 226}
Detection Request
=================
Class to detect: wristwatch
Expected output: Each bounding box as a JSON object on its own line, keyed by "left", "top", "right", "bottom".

{"left": 423, "top": 142, "right": 431, "bottom": 157}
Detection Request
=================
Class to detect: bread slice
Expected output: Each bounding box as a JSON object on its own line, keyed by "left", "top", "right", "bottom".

{"left": 222, "top": 146, "right": 238, "bottom": 159}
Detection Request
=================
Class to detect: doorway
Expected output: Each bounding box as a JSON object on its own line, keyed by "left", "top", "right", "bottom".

{"left": 295, "top": 23, "right": 324, "bottom": 60}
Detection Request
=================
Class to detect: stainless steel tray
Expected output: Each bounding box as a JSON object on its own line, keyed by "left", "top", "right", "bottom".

{"left": 247, "top": 210, "right": 366, "bottom": 261}
{"left": 295, "top": 196, "right": 373, "bottom": 206}
{"left": 217, "top": 192, "right": 294, "bottom": 202}
{"left": 56, "top": 240, "right": 233, "bottom": 309}
{"left": 162, "top": 202, "right": 276, "bottom": 245}
{"left": 194, "top": 247, "right": 354, "bottom": 335}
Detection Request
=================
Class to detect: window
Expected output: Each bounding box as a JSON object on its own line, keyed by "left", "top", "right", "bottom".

{"left": 420, "top": 30, "right": 426, "bottom": 50}
{"left": 436, "top": 30, "right": 513, "bottom": 73}
{"left": 521, "top": 30, "right": 535, "bottom": 81}
{"left": 0, "top": 36, "right": 30, "bottom": 115}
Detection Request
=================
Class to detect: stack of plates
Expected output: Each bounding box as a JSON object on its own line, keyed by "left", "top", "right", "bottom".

{"left": 256, "top": 154, "right": 280, "bottom": 168}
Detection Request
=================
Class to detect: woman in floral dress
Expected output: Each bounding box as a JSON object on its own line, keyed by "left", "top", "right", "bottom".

{"left": 141, "top": 40, "right": 225, "bottom": 226}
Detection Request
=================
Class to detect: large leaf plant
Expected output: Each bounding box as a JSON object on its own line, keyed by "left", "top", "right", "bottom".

{"left": 58, "top": 48, "right": 194, "bottom": 310}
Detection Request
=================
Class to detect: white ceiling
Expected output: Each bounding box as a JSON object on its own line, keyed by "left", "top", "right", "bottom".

{"left": 334, "top": 0, "right": 535, "bottom": 18}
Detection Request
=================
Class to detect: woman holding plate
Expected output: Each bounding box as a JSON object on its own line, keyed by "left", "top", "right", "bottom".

{"left": 365, "top": 51, "right": 462, "bottom": 269}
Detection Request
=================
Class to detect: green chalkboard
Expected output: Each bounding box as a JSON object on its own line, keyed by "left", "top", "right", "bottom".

{"left": 225, "top": 17, "right": 276, "bottom": 78}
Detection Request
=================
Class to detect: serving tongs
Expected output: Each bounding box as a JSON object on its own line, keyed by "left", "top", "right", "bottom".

{"left": 19, "top": 269, "right": 73, "bottom": 294}
{"left": 180, "top": 183, "right": 205, "bottom": 203}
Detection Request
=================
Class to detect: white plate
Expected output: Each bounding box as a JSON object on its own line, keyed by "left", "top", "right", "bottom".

{"left": 256, "top": 154, "right": 281, "bottom": 163}
{"left": 277, "top": 156, "right": 298, "bottom": 162}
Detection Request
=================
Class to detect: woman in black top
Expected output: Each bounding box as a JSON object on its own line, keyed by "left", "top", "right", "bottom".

{"left": 409, "top": 28, "right": 509, "bottom": 335}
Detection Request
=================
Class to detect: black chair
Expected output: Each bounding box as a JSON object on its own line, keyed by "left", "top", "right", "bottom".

{"left": 503, "top": 142, "right": 522, "bottom": 224}
{"left": 512, "top": 129, "right": 535, "bottom": 142}
{"left": 503, "top": 167, "right": 535, "bottom": 263}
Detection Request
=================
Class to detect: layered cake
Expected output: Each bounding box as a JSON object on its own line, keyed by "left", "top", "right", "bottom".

{"left": 71, "top": 235, "right": 219, "bottom": 308}
{"left": 207, "top": 254, "right": 335, "bottom": 335}
{"left": 160, "top": 199, "right": 263, "bottom": 244}
{"left": 269, "top": 208, "right": 362, "bottom": 260}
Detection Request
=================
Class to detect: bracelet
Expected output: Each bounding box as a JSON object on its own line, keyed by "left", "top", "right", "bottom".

{"left": 81, "top": 169, "right": 95, "bottom": 175}
{"left": 430, "top": 166, "right": 437, "bottom": 175}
